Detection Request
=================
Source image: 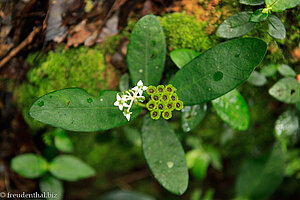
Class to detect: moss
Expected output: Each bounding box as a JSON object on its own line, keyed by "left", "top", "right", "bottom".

{"left": 15, "top": 45, "right": 118, "bottom": 129}
{"left": 158, "top": 12, "right": 215, "bottom": 52}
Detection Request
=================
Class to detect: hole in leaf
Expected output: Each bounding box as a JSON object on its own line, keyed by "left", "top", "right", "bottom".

{"left": 213, "top": 71, "right": 223, "bottom": 81}
{"left": 291, "top": 89, "right": 296, "bottom": 95}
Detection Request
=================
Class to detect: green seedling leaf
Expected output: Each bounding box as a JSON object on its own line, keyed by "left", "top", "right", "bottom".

{"left": 260, "top": 64, "right": 278, "bottom": 77}
{"left": 119, "top": 73, "right": 130, "bottom": 92}
{"left": 235, "top": 145, "right": 285, "bottom": 199}
{"left": 40, "top": 175, "right": 63, "bottom": 200}
{"left": 216, "top": 12, "right": 255, "bottom": 39}
{"left": 54, "top": 129, "right": 73, "bottom": 153}
{"left": 100, "top": 190, "right": 155, "bottom": 200}
{"left": 247, "top": 71, "right": 267, "bottom": 86}
{"left": 266, "top": 0, "right": 300, "bottom": 12}
{"left": 186, "top": 149, "right": 210, "bottom": 180}
{"left": 127, "top": 15, "right": 166, "bottom": 86}
{"left": 29, "top": 88, "right": 142, "bottom": 132}
{"left": 181, "top": 104, "right": 207, "bottom": 132}
{"left": 239, "top": 0, "right": 265, "bottom": 5}
{"left": 278, "top": 64, "right": 296, "bottom": 77}
{"left": 269, "top": 77, "right": 300, "bottom": 103}
{"left": 275, "top": 110, "right": 299, "bottom": 137}
{"left": 11, "top": 153, "right": 48, "bottom": 178}
{"left": 170, "top": 49, "right": 200, "bottom": 69}
{"left": 49, "top": 155, "right": 95, "bottom": 181}
{"left": 212, "top": 90, "right": 250, "bottom": 131}
{"left": 267, "top": 15, "right": 286, "bottom": 39}
{"left": 170, "top": 38, "right": 267, "bottom": 105}
{"left": 142, "top": 115, "right": 188, "bottom": 195}
{"left": 250, "top": 9, "right": 269, "bottom": 23}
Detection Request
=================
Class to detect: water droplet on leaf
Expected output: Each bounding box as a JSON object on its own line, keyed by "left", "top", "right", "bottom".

{"left": 38, "top": 101, "right": 44, "bottom": 107}
{"left": 167, "top": 161, "right": 174, "bottom": 168}
{"left": 87, "top": 98, "right": 93, "bottom": 103}
{"left": 213, "top": 71, "right": 223, "bottom": 81}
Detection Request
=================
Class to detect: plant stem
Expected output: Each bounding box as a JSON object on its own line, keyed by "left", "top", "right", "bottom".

{"left": 136, "top": 102, "right": 146, "bottom": 108}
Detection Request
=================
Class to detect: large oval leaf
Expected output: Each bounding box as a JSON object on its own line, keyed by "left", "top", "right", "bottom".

{"left": 11, "top": 153, "right": 48, "bottom": 178}
{"left": 181, "top": 104, "right": 207, "bottom": 132}
{"left": 266, "top": 0, "right": 300, "bottom": 12}
{"left": 267, "top": 15, "right": 286, "bottom": 40}
{"left": 49, "top": 155, "right": 95, "bottom": 181}
{"left": 235, "top": 145, "right": 285, "bottom": 199}
{"left": 212, "top": 90, "right": 250, "bottom": 131}
{"left": 170, "top": 38, "right": 267, "bottom": 105}
{"left": 216, "top": 12, "right": 255, "bottom": 39}
{"left": 126, "top": 15, "right": 166, "bottom": 86}
{"left": 239, "top": 0, "right": 265, "bottom": 5}
{"left": 40, "top": 175, "right": 64, "bottom": 200}
{"left": 269, "top": 77, "right": 300, "bottom": 103}
{"left": 29, "top": 88, "right": 142, "bottom": 132}
{"left": 142, "top": 116, "right": 188, "bottom": 195}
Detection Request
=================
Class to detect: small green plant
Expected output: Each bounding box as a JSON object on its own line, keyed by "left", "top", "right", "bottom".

{"left": 11, "top": 129, "right": 95, "bottom": 200}
{"left": 217, "top": 0, "right": 300, "bottom": 40}
{"left": 28, "top": 15, "right": 267, "bottom": 195}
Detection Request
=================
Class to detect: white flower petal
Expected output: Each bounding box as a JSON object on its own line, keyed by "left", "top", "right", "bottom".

{"left": 137, "top": 80, "right": 143, "bottom": 86}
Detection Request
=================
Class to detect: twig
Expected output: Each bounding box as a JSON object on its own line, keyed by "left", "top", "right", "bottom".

{"left": 0, "top": 26, "right": 41, "bottom": 68}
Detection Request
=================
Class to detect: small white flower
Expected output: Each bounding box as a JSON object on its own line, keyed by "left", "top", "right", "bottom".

{"left": 132, "top": 80, "right": 148, "bottom": 96}
{"left": 113, "top": 93, "right": 129, "bottom": 110}
{"left": 123, "top": 109, "right": 132, "bottom": 121}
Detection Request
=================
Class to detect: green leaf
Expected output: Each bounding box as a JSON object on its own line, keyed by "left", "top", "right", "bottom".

{"left": 181, "top": 104, "right": 207, "bottom": 132}
{"left": 266, "top": 0, "right": 300, "bottom": 12}
{"left": 170, "top": 38, "right": 267, "bottom": 105}
{"left": 123, "top": 126, "right": 142, "bottom": 146}
{"left": 54, "top": 129, "right": 73, "bottom": 153}
{"left": 275, "top": 110, "right": 299, "bottom": 137}
{"left": 212, "top": 90, "right": 250, "bottom": 131}
{"left": 250, "top": 9, "right": 269, "bottom": 23}
{"left": 49, "top": 155, "right": 95, "bottom": 181}
{"left": 29, "top": 89, "right": 142, "bottom": 132}
{"left": 40, "top": 175, "right": 64, "bottom": 200}
{"left": 269, "top": 77, "right": 300, "bottom": 103}
{"left": 127, "top": 15, "right": 166, "bottom": 86}
{"left": 239, "top": 0, "right": 265, "bottom": 5}
{"left": 260, "top": 64, "right": 278, "bottom": 77}
{"left": 278, "top": 64, "right": 296, "bottom": 77}
{"left": 170, "top": 49, "right": 200, "bottom": 69}
{"left": 100, "top": 190, "right": 155, "bottom": 200}
{"left": 267, "top": 15, "right": 286, "bottom": 39}
{"left": 216, "top": 12, "right": 255, "bottom": 39}
{"left": 247, "top": 71, "right": 267, "bottom": 86}
{"left": 119, "top": 73, "right": 130, "bottom": 92}
{"left": 11, "top": 153, "right": 48, "bottom": 178}
{"left": 142, "top": 115, "right": 188, "bottom": 195}
{"left": 235, "top": 145, "right": 285, "bottom": 199}
{"left": 186, "top": 149, "right": 210, "bottom": 180}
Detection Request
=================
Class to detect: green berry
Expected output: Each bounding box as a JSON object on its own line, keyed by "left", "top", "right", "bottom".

{"left": 161, "top": 92, "right": 169, "bottom": 101}
{"left": 146, "top": 100, "right": 157, "bottom": 111}
{"left": 162, "top": 110, "right": 172, "bottom": 120}
{"left": 175, "top": 100, "right": 184, "bottom": 110}
{"left": 151, "top": 109, "right": 161, "bottom": 120}
{"left": 157, "top": 101, "right": 166, "bottom": 111}
{"left": 165, "top": 84, "right": 176, "bottom": 93}
{"left": 166, "top": 101, "right": 175, "bottom": 111}
{"left": 151, "top": 93, "right": 161, "bottom": 101}
{"left": 170, "top": 93, "right": 178, "bottom": 102}
{"left": 147, "top": 86, "right": 157, "bottom": 95}
{"left": 157, "top": 85, "right": 165, "bottom": 93}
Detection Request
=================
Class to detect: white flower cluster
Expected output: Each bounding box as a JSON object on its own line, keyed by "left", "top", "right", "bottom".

{"left": 114, "top": 80, "right": 148, "bottom": 121}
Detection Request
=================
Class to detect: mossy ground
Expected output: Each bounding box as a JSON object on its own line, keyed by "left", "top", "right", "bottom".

{"left": 15, "top": 45, "right": 119, "bottom": 129}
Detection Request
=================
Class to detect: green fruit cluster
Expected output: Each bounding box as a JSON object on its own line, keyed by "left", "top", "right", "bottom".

{"left": 146, "top": 84, "right": 183, "bottom": 120}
